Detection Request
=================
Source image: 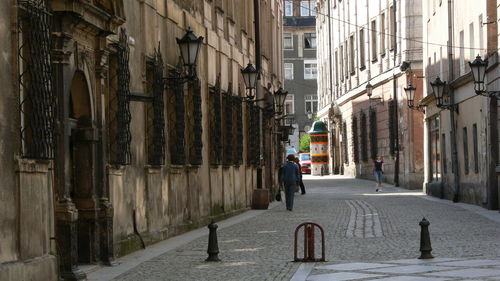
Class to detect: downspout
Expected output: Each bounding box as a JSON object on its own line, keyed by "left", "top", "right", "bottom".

{"left": 448, "top": 0, "right": 460, "bottom": 202}
{"left": 327, "top": 0, "right": 335, "bottom": 173}
{"left": 393, "top": 0, "right": 399, "bottom": 186}
{"left": 254, "top": 0, "right": 263, "bottom": 188}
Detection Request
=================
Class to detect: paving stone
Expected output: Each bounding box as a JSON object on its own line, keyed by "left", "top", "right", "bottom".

{"left": 315, "top": 262, "right": 395, "bottom": 271}
{"left": 425, "top": 268, "right": 500, "bottom": 278}
{"left": 306, "top": 272, "right": 382, "bottom": 281}
{"left": 94, "top": 176, "right": 500, "bottom": 281}
{"left": 365, "top": 265, "right": 456, "bottom": 274}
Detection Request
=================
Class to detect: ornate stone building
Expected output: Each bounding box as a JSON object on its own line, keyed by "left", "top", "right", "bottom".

{"left": 0, "top": 0, "right": 284, "bottom": 280}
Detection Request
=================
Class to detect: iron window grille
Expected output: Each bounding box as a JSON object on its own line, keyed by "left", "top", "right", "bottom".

{"left": 108, "top": 28, "right": 132, "bottom": 165}
{"left": 232, "top": 94, "right": 244, "bottom": 165}
{"left": 369, "top": 107, "right": 378, "bottom": 160}
{"left": 360, "top": 111, "right": 368, "bottom": 162}
{"left": 247, "top": 103, "right": 261, "bottom": 166}
{"left": 352, "top": 116, "right": 359, "bottom": 164}
{"left": 342, "top": 121, "right": 348, "bottom": 164}
{"left": 209, "top": 75, "right": 222, "bottom": 165}
{"left": 388, "top": 100, "right": 396, "bottom": 156}
{"left": 188, "top": 78, "right": 203, "bottom": 166}
{"left": 166, "top": 68, "right": 186, "bottom": 165}
{"left": 145, "top": 48, "right": 166, "bottom": 166}
{"left": 222, "top": 85, "right": 233, "bottom": 166}
{"left": 18, "top": 0, "right": 56, "bottom": 160}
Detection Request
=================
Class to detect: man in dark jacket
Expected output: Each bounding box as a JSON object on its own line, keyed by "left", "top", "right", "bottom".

{"left": 281, "top": 154, "right": 300, "bottom": 211}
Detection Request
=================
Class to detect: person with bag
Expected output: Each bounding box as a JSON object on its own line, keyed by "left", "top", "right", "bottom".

{"left": 281, "top": 154, "right": 300, "bottom": 211}
{"left": 293, "top": 157, "right": 306, "bottom": 194}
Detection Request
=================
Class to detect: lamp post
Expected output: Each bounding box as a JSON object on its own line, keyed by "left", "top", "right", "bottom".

{"left": 404, "top": 83, "right": 426, "bottom": 112}
{"left": 241, "top": 63, "right": 259, "bottom": 100}
{"left": 469, "top": 55, "right": 500, "bottom": 99}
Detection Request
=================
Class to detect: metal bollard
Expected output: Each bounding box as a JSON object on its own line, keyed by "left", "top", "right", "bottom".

{"left": 206, "top": 220, "right": 221, "bottom": 262}
{"left": 418, "top": 217, "right": 434, "bottom": 259}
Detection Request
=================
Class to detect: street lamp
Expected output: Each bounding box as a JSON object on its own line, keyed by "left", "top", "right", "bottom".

{"left": 366, "top": 81, "right": 383, "bottom": 106}
{"left": 404, "top": 83, "right": 425, "bottom": 112}
{"left": 273, "top": 87, "right": 288, "bottom": 116}
{"left": 430, "top": 76, "right": 458, "bottom": 112}
{"left": 241, "top": 63, "right": 259, "bottom": 100}
{"left": 468, "top": 55, "right": 500, "bottom": 99}
{"left": 176, "top": 27, "right": 204, "bottom": 78}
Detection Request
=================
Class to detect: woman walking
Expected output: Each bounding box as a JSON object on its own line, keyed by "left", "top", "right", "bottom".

{"left": 374, "top": 156, "right": 384, "bottom": 192}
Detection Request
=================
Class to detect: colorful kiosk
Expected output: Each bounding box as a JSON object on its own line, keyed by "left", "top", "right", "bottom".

{"left": 308, "top": 120, "right": 329, "bottom": 176}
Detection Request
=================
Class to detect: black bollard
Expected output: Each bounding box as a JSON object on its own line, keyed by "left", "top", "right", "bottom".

{"left": 418, "top": 217, "right": 434, "bottom": 259}
{"left": 206, "top": 220, "right": 221, "bottom": 262}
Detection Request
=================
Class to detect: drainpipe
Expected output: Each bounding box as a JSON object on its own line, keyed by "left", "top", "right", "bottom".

{"left": 393, "top": 0, "right": 399, "bottom": 187}
{"left": 253, "top": 0, "right": 263, "bottom": 189}
{"left": 327, "top": 0, "right": 335, "bottom": 173}
{"left": 447, "top": 0, "right": 460, "bottom": 202}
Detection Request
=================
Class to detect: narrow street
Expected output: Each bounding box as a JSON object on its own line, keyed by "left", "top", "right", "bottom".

{"left": 88, "top": 176, "right": 500, "bottom": 281}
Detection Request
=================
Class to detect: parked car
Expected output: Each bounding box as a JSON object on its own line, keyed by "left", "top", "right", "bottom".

{"left": 299, "top": 153, "right": 311, "bottom": 174}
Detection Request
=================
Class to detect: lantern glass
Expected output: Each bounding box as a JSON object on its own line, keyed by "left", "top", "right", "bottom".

{"left": 366, "top": 82, "right": 373, "bottom": 97}
{"left": 404, "top": 84, "right": 416, "bottom": 103}
{"left": 241, "top": 63, "right": 258, "bottom": 90}
{"left": 430, "top": 76, "right": 446, "bottom": 102}
{"left": 273, "top": 87, "right": 288, "bottom": 114}
{"left": 176, "top": 28, "right": 203, "bottom": 68}
{"left": 469, "top": 55, "right": 488, "bottom": 93}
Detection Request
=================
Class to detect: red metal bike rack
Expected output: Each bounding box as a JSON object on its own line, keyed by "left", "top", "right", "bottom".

{"left": 294, "top": 222, "right": 325, "bottom": 262}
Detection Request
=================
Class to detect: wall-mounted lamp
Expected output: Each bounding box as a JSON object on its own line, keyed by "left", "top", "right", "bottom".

{"left": 430, "top": 76, "right": 458, "bottom": 112}
{"left": 404, "top": 83, "right": 426, "bottom": 112}
{"left": 468, "top": 55, "right": 500, "bottom": 99}
{"left": 241, "top": 63, "right": 259, "bottom": 101}
{"left": 366, "top": 82, "right": 384, "bottom": 106}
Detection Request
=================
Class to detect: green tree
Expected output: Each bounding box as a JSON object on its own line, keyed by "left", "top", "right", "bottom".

{"left": 299, "top": 134, "right": 310, "bottom": 153}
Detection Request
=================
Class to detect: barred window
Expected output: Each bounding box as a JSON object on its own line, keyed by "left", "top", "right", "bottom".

{"left": 166, "top": 68, "right": 185, "bottom": 165}
{"left": 209, "top": 76, "right": 222, "bottom": 165}
{"left": 18, "top": 0, "right": 56, "bottom": 160}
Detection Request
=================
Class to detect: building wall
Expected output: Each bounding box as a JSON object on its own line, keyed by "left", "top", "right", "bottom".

{"left": 283, "top": 0, "right": 318, "bottom": 152}
{"left": 422, "top": 0, "right": 499, "bottom": 209}
{"left": 316, "top": 0, "right": 424, "bottom": 188}
{"left": 0, "top": 1, "right": 58, "bottom": 281}
{"left": 1, "top": 0, "right": 284, "bottom": 280}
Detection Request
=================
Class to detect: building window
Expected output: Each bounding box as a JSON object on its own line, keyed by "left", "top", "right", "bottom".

{"left": 349, "top": 34, "right": 355, "bottom": 74}
{"left": 430, "top": 116, "right": 441, "bottom": 181}
{"left": 339, "top": 45, "right": 344, "bottom": 81}
{"left": 441, "top": 133, "right": 447, "bottom": 174}
{"left": 359, "top": 29, "right": 366, "bottom": 69}
{"left": 304, "top": 33, "right": 317, "bottom": 49}
{"left": 371, "top": 19, "right": 377, "bottom": 61}
{"left": 380, "top": 13, "right": 386, "bottom": 56}
{"left": 284, "top": 94, "right": 294, "bottom": 115}
{"left": 284, "top": 63, "right": 294, "bottom": 80}
{"left": 284, "top": 33, "right": 293, "bottom": 49}
{"left": 284, "top": 1, "right": 293, "bottom": 16}
{"left": 344, "top": 39, "right": 348, "bottom": 77}
{"left": 304, "top": 60, "right": 317, "bottom": 79}
{"left": 300, "top": 1, "right": 316, "bottom": 16}
{"left": 463, "top": 126, "right": 469, "bottom": 174}
{"left": 459, "top": 30, "right": 465, "bottom": 75}
{"left": 305, "top": 95, "right": 318, "bottom": 113}
{"left": 389, "top": 5, "right": 395, "bottom": 50}
{"left": 473, "top": 124, "right": 479, "bottom": 173}
{"left": 469, "top": 22, "right": 475, "bottom": 61}
{"left": 334, "top": 49, "right": 339, "bottom": 84}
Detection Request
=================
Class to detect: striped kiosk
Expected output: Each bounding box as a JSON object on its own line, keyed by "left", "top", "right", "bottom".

{"left": 308, "top": 120, "right": 329, "bottom": 176}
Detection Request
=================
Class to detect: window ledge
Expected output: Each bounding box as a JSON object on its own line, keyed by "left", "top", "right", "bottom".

{"left": 360, "top": 65, "right": 366, "bottom": 71}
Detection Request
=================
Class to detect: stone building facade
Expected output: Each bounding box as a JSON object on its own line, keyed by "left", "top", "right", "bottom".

{"left": 283, "top": 0, "right": 318, "bottom": 151}
{"left": 422, "top": 0, "right": 499, "bottom": 210}
{"left": 316, "top": 0, "right": 424, "bottom": 188}
{"left": 0, "top": 0, "right": 284, "bottom": 280}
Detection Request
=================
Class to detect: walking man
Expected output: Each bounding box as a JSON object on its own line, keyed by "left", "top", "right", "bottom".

{"left": 281, "top": 154, "right": 300, "bottom": 211}
{"left": 294, "top": 157, "right": 306, "bottom": 194}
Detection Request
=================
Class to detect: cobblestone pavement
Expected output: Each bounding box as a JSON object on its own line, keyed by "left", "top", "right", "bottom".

{"left": 88, "top": 175, "right": 500, "bottom": 281}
